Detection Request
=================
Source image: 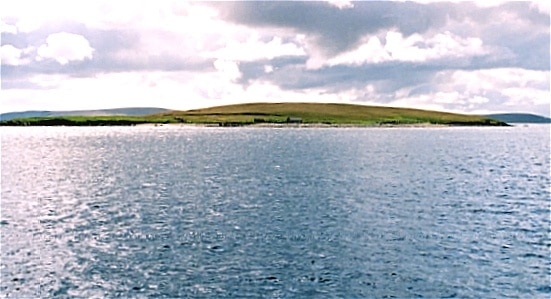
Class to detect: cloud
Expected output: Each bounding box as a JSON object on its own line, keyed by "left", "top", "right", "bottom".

{"left": 264, "top": 65, "right": 274, "bottom": 73}
{"left": 321, "top": 30, "right": 487, "bottom": 68}
{"left": 0, "top": 1, "right": 549, "bottom": 117}
{"left": 530, "top": 1, "right": 550, "bottom": 14}
{"left": 1, "top": 20, "right": 18, "bottom": 34}
{"left": 204, "top": 36, "right": 306, "bottom": 62}
{"left": 386, "top": 68, "right": 550, "bottom": 114}
{"left": 1, "top": 44, "right": 32, "bottom": 65}
{"left": 36, "top": 32, "right": 94, "bottom": 65}
{"left": 213, "top": 59, "right": 241, "bottom": 81}
{"left": 215, "top": 1, "right": 455, "bottom": 57}
{"left": 216, "top": 1, "right": 548, "bottom": 69}
{"left": 326, "top": 0, "right": 354, "bottom": 10}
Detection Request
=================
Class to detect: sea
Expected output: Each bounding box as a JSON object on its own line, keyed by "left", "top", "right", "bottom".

{"left": 1, "top": 125, "right": 550, "bottom": 298}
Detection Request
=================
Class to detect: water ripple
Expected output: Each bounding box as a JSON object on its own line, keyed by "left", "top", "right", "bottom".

{"left": 1, "top": 125, "right": 550, "bottom": 298}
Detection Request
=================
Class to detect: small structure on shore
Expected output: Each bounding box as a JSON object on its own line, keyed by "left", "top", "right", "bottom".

{"left": 286, "top": 117, "right": 302, "bottom": 124}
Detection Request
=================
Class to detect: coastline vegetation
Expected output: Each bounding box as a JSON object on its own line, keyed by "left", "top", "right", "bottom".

{"left": 0, "top": 102, "right": 508, "bottom": 126}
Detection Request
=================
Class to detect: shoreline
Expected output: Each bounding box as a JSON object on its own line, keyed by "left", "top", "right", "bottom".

{"left": 134, "top": 122, "right": 496, "bottom": 128}
{"left": 1, "top": 120, "right": 514, "bottom": 128}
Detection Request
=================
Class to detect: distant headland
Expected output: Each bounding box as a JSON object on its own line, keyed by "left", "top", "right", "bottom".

{"left": 481, "top": 113, "right": 551, "bottom": 124}
{"left": 0, "top": 102, "right": 517, "bottom": 127}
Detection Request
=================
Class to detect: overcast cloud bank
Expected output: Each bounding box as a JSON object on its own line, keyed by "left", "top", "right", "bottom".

{"left": 1, "top": 1, "right": 549, "bottom": 116}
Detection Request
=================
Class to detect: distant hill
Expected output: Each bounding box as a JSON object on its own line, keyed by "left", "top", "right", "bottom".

{"left": 0, "top": 107, "right": 171, "bottom": 121}
{"left": 484, "top": 113, "right": 551, "bottom": 124}
{"left": 159, "top": 102, "right": 507, "bottom": 126}
{"left": 0, "top": 103, "right": 509, "bottom": 126}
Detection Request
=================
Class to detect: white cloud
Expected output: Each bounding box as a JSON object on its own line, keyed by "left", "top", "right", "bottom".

{"left": 2, "top": 0, "right": 89, "bottom": 32}
{"left": 36, "top": 32, "right": 94, "bottom": 65}
{"left": 449, "top": 68, "right": 549, "bottom": 94}
{"left": 386, "top": 90, "right": 489, "bottom": 114}
{"left": 264, "top": 65, "right": 274, "bottom": 73}
{"left": 324, "top": 30, "right": 487, "bottom": 68}
{"left": 328, "top": 36, "right": 390, "bottom": 66}
{"left": 213, "top": 59, "right": 242, "bottom": 81}
{"left": 2, "top": 72, "right": 197, "bottom": 112}
{"left": 469, "top": 96, "right": 490, "bottom": 104}
{"left": 204, "top": 36, "right": 306, "bottom": 62}
{"left": 432, "top": 91, "right": 463, "bottom": 104}
{"left": 1, "top": 20, "right": 17, "bottom": 34}
{"left": 385, "top": 68, "right": 550, "bottom": 115}
{"left": 1, "top": 68, "right": 353, "bottom": 113}
{"left": 386, "top": 31, "right": 486, "bottom": 61}
{"left": 502, "top": 87, "right": 550, "bottom": 107}
{"left": 2, "top": 65, "right": 549, "bottom": 116}
{"left": 1, "top": 44, "right": 31, "bottom": 65}
{"left": 1, "top": 1, "right": 548, "bottom": 117}
{"left": 530, "top": 1, "right": 550, "bottom": 14}
{"left": 11, "top": 1, "right": 300, "bottom": 69}
{"left": 387, "top": 94, "right": 455, "bottom": 114}
{"left": 326, "top": 0, "right": 354, "bottom": 9}
{"left": 407, "top": 0, "right": 509, "bottom": 8}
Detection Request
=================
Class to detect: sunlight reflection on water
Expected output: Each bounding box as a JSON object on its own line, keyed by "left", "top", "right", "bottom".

{"left": 1, "top": 125, "right": 550, "bottom": 298}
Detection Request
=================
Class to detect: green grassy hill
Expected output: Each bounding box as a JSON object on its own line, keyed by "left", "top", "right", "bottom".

{"left": 159, "top": 102, "right": 507, "bottom": 126}
{"left": 0, "top": 107, "right": 170, "bottom": 121}
{"left": 0, "top": 102, "right": 507, "bottom": 126}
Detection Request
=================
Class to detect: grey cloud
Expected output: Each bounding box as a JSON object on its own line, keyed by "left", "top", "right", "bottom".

{"left": 217, "top": 1, "right": 549, "bottom": 116}
{"left": 214, "top": 1, "right": 549, "bottom": 70}
{"left": 500, "top": 2, "right": 549, "bottom": 26}
{"left": 238, "top": 57, "right": 437, "bottom": 97}
{"left": 238, "top": 49, "right": 519, "bottom": 94}
{"left": 215, "top": 1, "right": 458, "bottom": 55}
{"left": 1, "top": 24, "right": 215, "bottom": 88}
{"left": 2, "top": 1, "right": 548, "bottom": 116}
{"left": 482, "top": 28, "right": 549, "bottom": 71}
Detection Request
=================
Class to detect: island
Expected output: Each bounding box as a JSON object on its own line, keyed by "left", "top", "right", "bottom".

{"left": 482, "top": 113, "right": 551, "bottom": 124}
{"left": 0, "top": 102, "right": 508, "bottom": 127}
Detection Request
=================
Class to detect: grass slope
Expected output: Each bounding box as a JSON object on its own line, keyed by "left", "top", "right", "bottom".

{"left": 0, "top": 102, "right": 507, "bottom": 126}
{"left": 0, "top": 107, "right": 171, "bottom": 121}
{"left": 159, "top": 102, "right": 506, "bottom": 126}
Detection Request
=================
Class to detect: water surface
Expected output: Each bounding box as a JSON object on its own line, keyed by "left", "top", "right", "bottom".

{"left": 1, "top": 125, "right": 549, "bottom": 298}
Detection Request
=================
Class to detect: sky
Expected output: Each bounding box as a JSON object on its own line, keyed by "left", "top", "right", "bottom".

{"left": 1, "top": 1, "right": 550, "bottom": 116}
